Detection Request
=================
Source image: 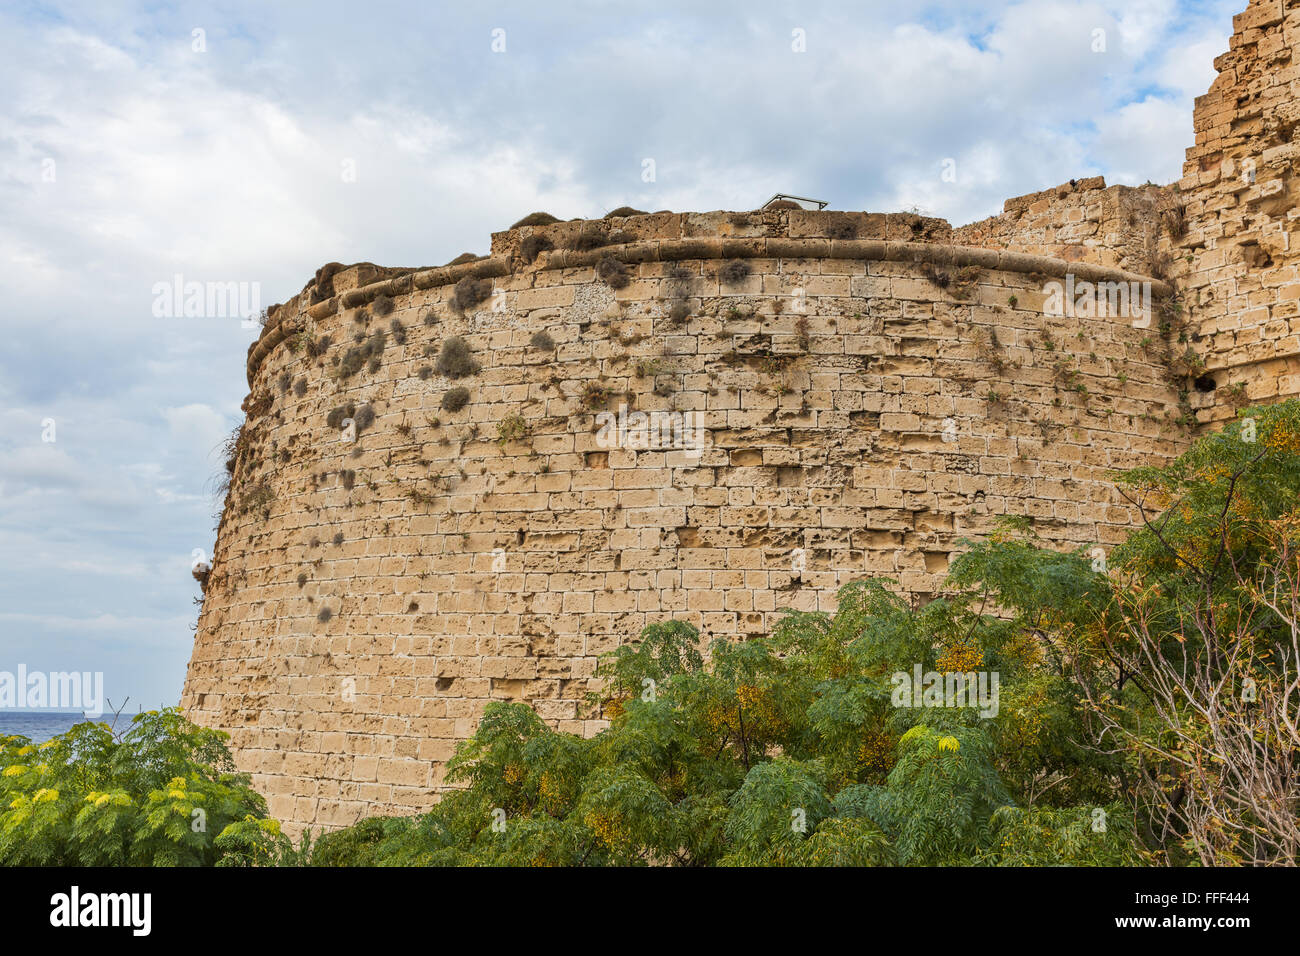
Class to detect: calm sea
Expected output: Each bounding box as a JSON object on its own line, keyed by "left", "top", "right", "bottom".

{"left": 0, "top": 712, "right": 105, "bottom": 744}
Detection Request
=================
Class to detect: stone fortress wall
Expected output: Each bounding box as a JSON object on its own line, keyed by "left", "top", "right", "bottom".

{"left": 181, "top": 0, "right": 1299, "bottom": 831}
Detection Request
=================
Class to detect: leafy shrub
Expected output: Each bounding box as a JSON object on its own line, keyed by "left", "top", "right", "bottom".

{"left": 668, "top": 301, "right": 690, "bottom": 324}
{"left": 496, "top": 413, "right": 530, "bottom": 446}
{"left": 605, "top": 206, "right": 648, "bottom": 218}
{"left": 530, "top": 331, "right": 556, "bottom": 350}
{"left": 435, "top": 337, "right": 480, "bottom": 379}
{"left": 581, "top": 381, "right": 610, "bottom": 409}
{"left": 447, "top": 252, "right": 481, "bottom": 267}
{"left": 312, "top": 404, "right": 1300, "bottom": 867}
{"left": 0, "top": 710, "right": 274, "bottom": 866}
{"left": 309, "top": 816, "right": 396, "bottom": 866}
{"left": 213, "top": 817, "right": 295, "bottom": 867}
{"left": 389, "top": 319, "right": 406, "bottom": 345}
{"left": 372, "top": 294, "right": 394, "bottom": 317}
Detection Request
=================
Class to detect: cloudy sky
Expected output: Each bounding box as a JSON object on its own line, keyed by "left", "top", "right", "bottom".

{"left": 0, "top": 0, "right": 1240, "bottom": 711}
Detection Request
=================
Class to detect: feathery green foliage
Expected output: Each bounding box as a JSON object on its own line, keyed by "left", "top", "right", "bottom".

{"left": 0, "top": 709, "right": 277, "bottom": 866}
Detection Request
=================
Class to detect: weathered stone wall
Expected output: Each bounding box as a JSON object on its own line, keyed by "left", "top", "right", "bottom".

{"left": 1175, "top": 0, "right": 1300, "bottom": 424}
{"left": 182, "top": 208, "right": 1183, "bottom": 830}
{"left": 955, "top": 176, "right": 1176, "bottom": 276}
{"left": 182, "top": 0, "right": 1300, "bottom": 835}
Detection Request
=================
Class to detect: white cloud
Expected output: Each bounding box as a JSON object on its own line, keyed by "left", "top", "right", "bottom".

{"left": 1092, "top": 97, "right": 1192, "bottom": 184}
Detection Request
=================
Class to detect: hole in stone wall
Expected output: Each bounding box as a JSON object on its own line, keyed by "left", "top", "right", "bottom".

{"left": 1193, "top": 374, "right": 1217, "bottom": 393}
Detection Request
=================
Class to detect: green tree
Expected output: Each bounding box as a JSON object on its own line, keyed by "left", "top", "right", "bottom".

{"left": 0, "top": 708, "right": 278, "bottom": 866}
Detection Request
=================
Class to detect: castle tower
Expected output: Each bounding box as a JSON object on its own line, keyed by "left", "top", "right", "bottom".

{"left": 182, "top": 208, "right": 1185, "bottom": 832}
{"left": 1178, "top": 0, "right": 1300, "bottom": 423}
{"left": 182, "top": 3, "right": 1300, "bottom": 835}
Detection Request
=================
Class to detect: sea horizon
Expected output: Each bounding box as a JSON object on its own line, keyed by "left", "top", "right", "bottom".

{"left": 0, "top": 711, "right": 119, "bottom": 744}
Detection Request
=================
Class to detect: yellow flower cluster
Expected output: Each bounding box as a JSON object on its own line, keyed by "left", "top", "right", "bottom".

{"left": 855, "top": 727, "right": 896, "bottom": 777}
{"left": 539, "top": 771, "right": 566, "bottom": 815}
{"left": 736, "top": 683, "right": 787, "bottom": 738}
{"left": 936, "top": 640, "right": 983, "bottom": 673}
{"left": 585, "top": 810, "right": 629, "bottom": 848}
{"left": 1264, "top": 423, "right": 1300, "bottom": 455}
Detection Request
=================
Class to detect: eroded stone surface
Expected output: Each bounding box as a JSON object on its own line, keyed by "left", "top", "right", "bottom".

{"left": 183, "top": 1, "right": 1299, "bottom": 832}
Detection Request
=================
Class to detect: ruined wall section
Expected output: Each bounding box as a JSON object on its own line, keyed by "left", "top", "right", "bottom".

{"left": 183, "top": 209, "right": 1186, "bottom": 831}
{"left": 955, "top": 177, "right": 1177, "bottom": 276}
{"left": 1177, "top": 0, "right": 1300, "bottom": 424}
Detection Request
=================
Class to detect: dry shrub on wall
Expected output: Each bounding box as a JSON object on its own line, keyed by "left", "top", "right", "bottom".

{"left": 567, "top": 227, "right": 610, "bottom": 252}
{"left": 338, "top": 330, "right": 386, "bottom": 380}
{"left": 825, "top": 214, "right": 858, "bottom": 240}
{"left": 511, "top": 212, "right": 560, "bottom": 228}
{"left": 353, "top": 404, "right": 376, "bottom": 434}
{"left": 597, "top": 256, "right": 631, "bottom": 290}
{"left": 719, "top": 260, "right": 751, "bottom": 285}
{"left": 326, "top": 404, "right": 354, "bottom": 429}
{"left": 520, "top": 235, "right": 553, "bottom": 264}
{"left": 452, "top": 276, "right": 493, "bottom": 312}
{"left": 441, "top": 387, "right": 470, "bottom": 412}
{"left": 436, "top": 337, "right": 480, "bottom": 379}
{"left": 324, "top": 402, "right": 374, "bottom": 436}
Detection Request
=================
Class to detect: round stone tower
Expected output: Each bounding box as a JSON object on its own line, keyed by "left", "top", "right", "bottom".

{"left": 181, "top": 205, "right": 1187, "bottom": 831}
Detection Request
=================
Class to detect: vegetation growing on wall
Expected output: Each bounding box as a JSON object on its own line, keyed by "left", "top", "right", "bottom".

{"left": 719, "top": 260, "right": 751, "bottom": 285}
{"left": 511, "top": 212, "right": 560, "bottom": 229}
{"left": 435, "top": 337, "right": 481, "bottom": 379}
{"left": 441, "top": 387, "right": 471, "bottom": 413}
{"left": 452, "top": 277, "right": 493, "bottom": 312}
